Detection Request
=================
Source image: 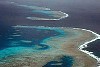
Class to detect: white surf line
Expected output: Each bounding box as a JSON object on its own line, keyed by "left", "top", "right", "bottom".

{"left": 26, "top": 17, "right": 59, "bottom": 21}
{"left": 73, "top": 28, "right": 100, "bottom": 67}
{"left": 27, "top": 15, "right": 68, "bottom": 21}
{"left": 58, "top": 11, "right": 69, "bottom": 20}
{"left": 26, "top": 11, "right": 68, "bottom": 21}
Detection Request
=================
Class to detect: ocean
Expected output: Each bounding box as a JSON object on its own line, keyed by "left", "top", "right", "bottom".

{"left": 83, "top": 40, "right": 100, "bottom": 57}
{"left": 0, "top": 0, "right": 100, "bottom": 67}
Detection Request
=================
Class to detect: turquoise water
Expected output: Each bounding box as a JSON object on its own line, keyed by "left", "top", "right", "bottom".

{"left": 0, "top": 27, "right": 61, "bottom": 59}
{"left": 0, "top": 2, "right": 72, "bottom": 66}
{"left": 0, "top": 26, "right": 74, "bottom": 67}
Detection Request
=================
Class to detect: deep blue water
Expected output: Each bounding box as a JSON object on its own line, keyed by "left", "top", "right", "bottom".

{"left": 83, "top": 40, "right": 100, "bottom": 57}
{"left": 43, "top": 56, "right": 74, "bottom": 67}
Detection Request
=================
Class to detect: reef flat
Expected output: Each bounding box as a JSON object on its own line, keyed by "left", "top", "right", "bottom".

{"left": 0, "top": 26, "right": 99, "bottom": 67}
{"left": 10, "top": 2, "right": 68, "bottom": 20}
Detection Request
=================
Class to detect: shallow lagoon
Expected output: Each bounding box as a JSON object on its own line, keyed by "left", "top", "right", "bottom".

{"left": 0, "top": 26, "right": 74, "bottom": 67}
{"left": 0, "top": 26, "right": 60, "bottom": 57}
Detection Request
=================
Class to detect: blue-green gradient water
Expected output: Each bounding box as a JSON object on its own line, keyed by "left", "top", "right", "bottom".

{"left": 0, "top": 26, "right": 74, "bottom": 67}
{"left": 43, "top": 56, "right": 74, "bottom": 67}
{"left": 0, "top": 26, "right": 61, "bottom": 50}
{"left": 0, "top": 0, "right": 100, "bottom": 66}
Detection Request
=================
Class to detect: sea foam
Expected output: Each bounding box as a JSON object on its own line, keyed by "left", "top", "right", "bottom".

{"left": 73, "top": 28, "right": 100, "bottom": 67}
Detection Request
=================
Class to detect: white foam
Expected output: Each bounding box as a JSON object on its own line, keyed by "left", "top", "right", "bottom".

{"left": 26, "top": 12, "right": 68, "bottom": 21}
{"left": 73, "top": 28, "right": 100, "bottom": 67}
{"left": 20, "top": 40, "right": 32, "bottom": 43}
{"left": 58, "top": 11, "right": 69, "bottom": 20}
{"left": 26, "top": 17, "right": 60, "bottom": 21}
